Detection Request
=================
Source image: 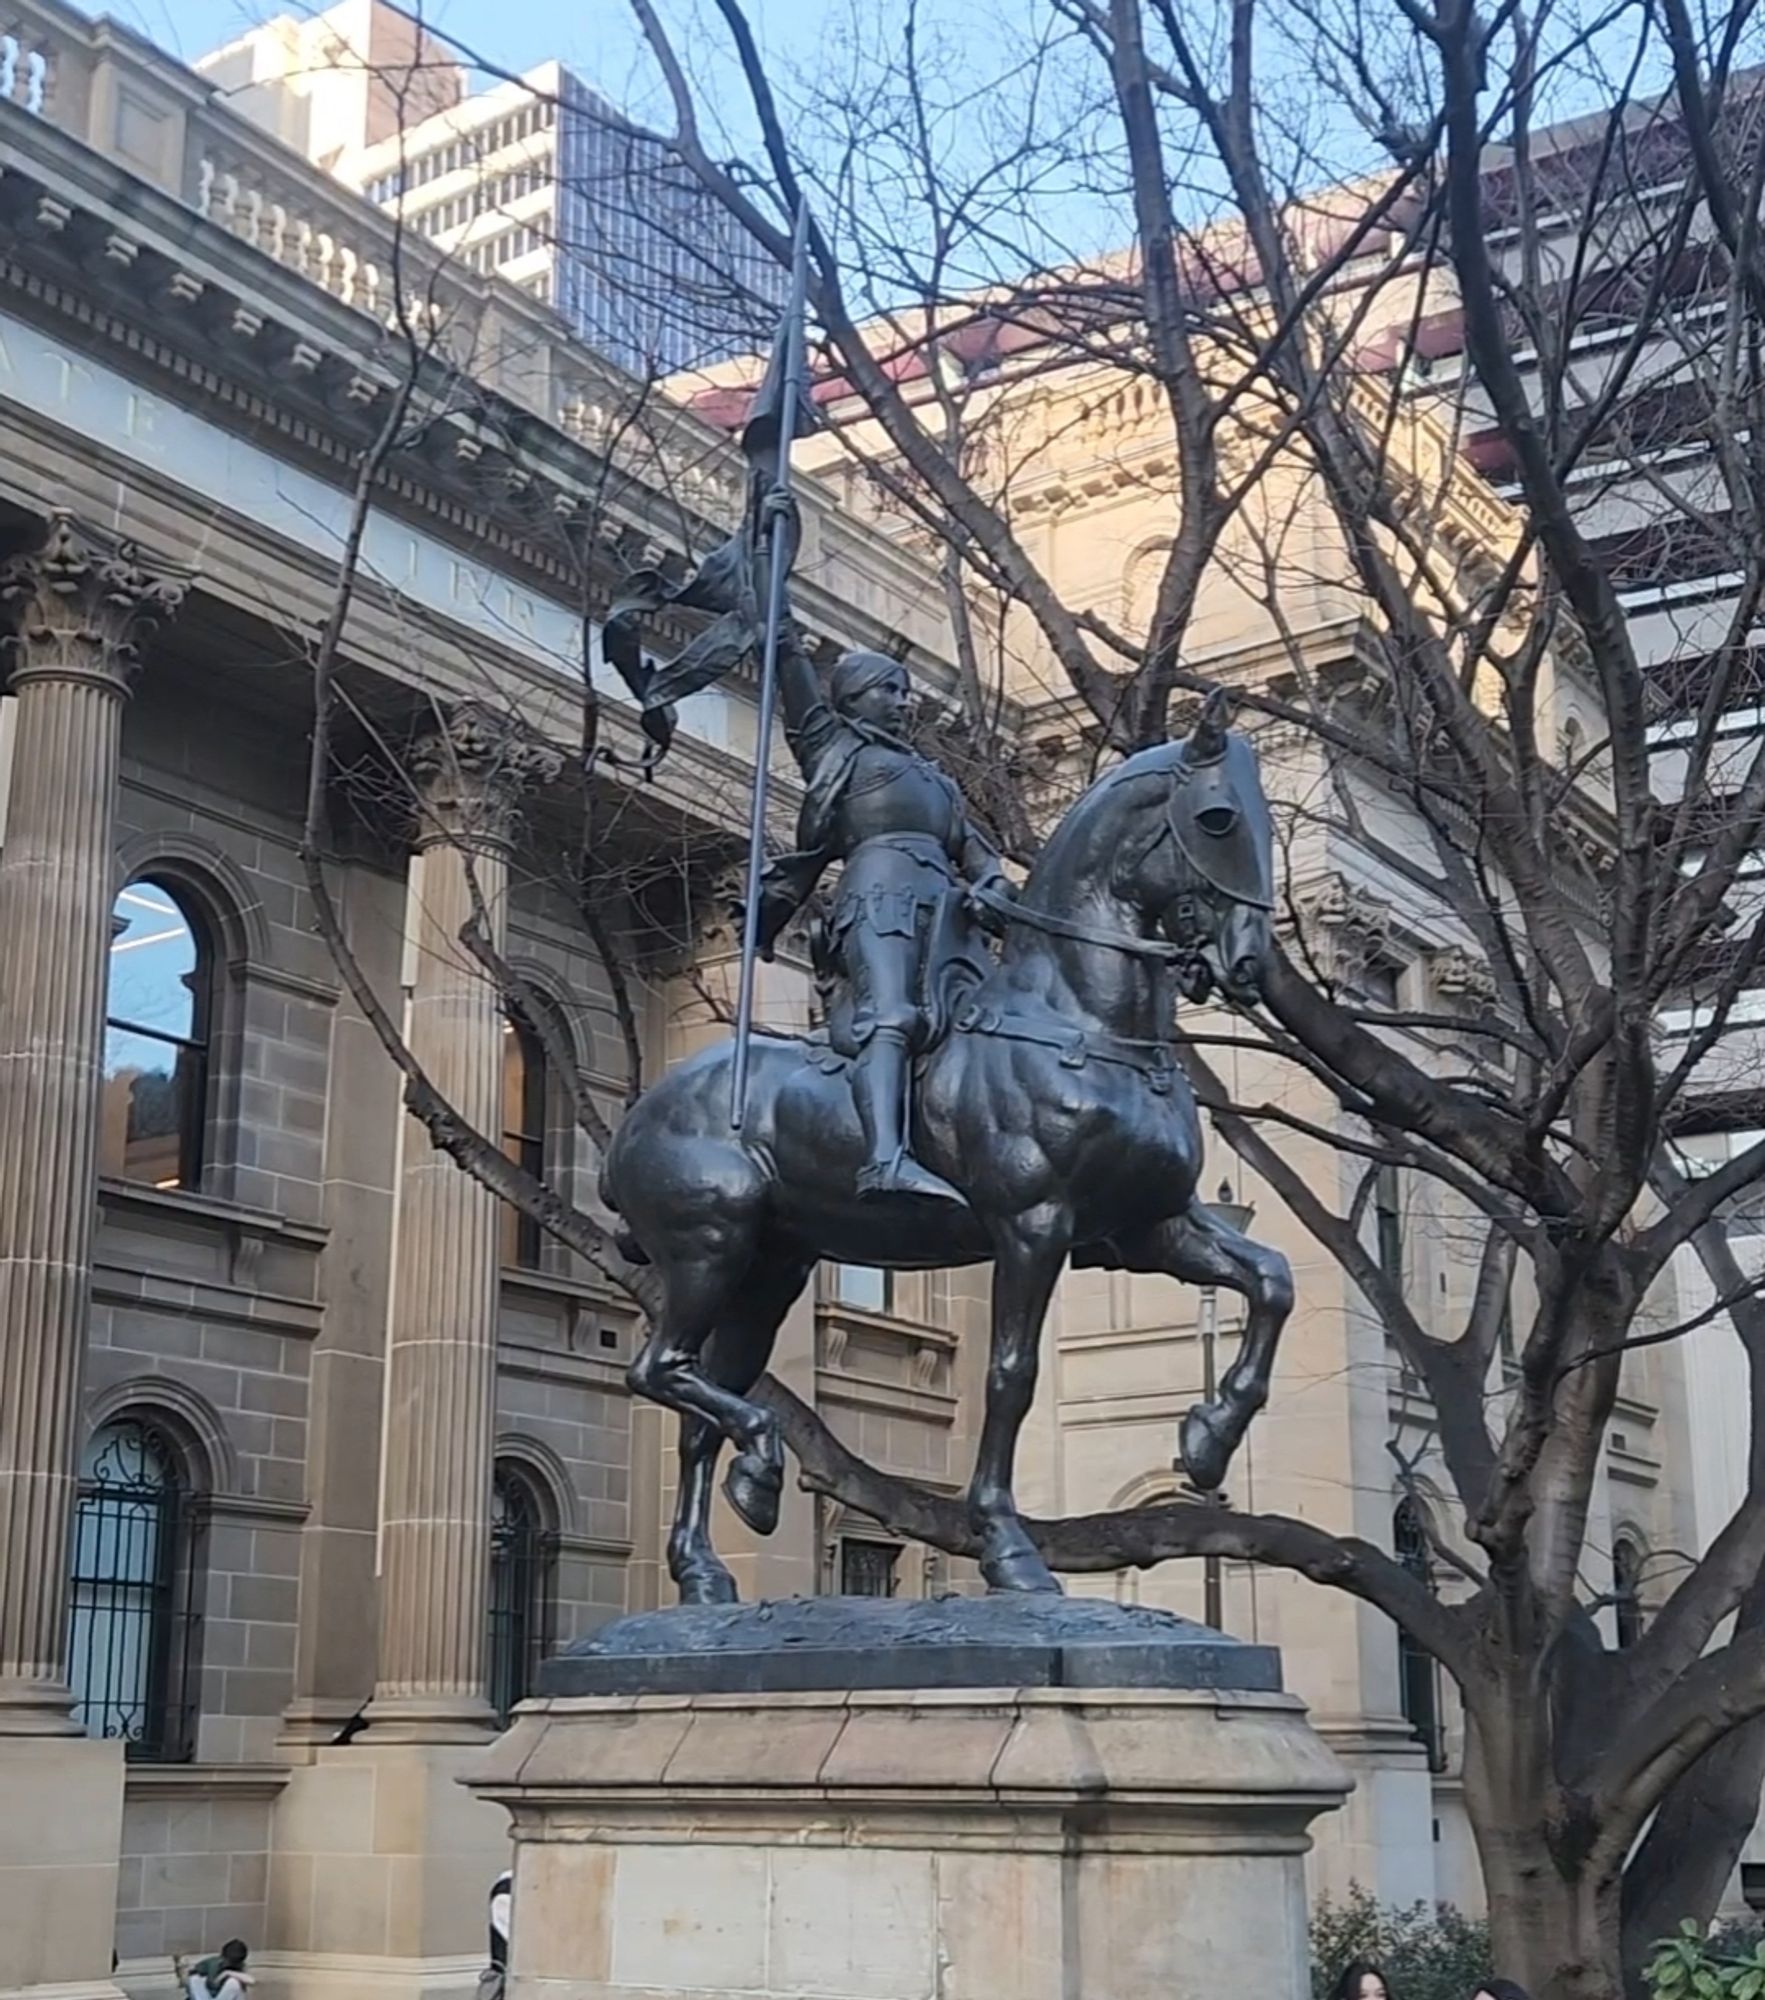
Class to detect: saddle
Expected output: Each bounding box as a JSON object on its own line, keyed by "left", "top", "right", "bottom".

{"left": 806, "top": 883, "right": 992, "bottom": 1065}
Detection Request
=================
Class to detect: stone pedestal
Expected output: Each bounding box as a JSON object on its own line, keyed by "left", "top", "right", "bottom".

{"left": 0, "top": 1736, "right": 126, "bottom": 2000}
{"left": 258, "top": 1742, "right": 511, "bottom": 2000}
{"left": 468, "top": 1598, "right": 1348, "bottom": 2000}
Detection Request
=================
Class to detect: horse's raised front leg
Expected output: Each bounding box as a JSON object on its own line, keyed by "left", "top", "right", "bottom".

{"left": 657, "top": 1259, "right": 812, "bottom": 1604}
{"left": 628, "top": 1250, "right": 796, "bottom": 1558}
{"left": 970, "top": 1210, "right": 1069, "bottom": 1593}
{"left": 1105, "top": 1204, "right": 1293, "bottom": 1492}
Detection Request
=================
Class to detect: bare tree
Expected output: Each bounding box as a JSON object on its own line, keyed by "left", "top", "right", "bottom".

{"left": 289, "top": 2, "right": 1765, "bottom": 1994}
{"left": 559, "top": 4, "right": 1765, "bottom": 1996}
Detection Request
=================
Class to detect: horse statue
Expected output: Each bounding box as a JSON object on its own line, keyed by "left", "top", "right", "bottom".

{"left": 603, "top": 695, "right": 1291, "bottom": 1602}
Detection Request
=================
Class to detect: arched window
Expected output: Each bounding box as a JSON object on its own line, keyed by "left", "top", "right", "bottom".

{"left": 102, "top": 879, "right": 211, "bottom": 1190}
{"left": 1613, "top": 1536, "right": 1646, "bottom": 1649}
{"left": 501, "top": 1019, "right": 547, "bottom": 1269}
{"left": 68, "top": 1417, "right": 202, "bottom": 1761}
{"left": 1394, "top": 1499, "right": 1447, "bottom": 1773}
{"left": 487, "top": 1463, "right": 554, "bottom": 1722}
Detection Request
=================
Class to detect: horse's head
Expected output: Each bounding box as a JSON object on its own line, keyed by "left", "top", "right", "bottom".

{"left": 1117, "top": 689, "right": 1275, "bottom": 1006}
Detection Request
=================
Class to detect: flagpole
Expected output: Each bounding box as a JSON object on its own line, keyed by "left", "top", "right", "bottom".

{"left": 731, "top": 202, "right": 811, "bottom": 1130}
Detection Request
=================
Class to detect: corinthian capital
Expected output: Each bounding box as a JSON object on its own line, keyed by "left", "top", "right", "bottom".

{"left": 1, "top": 511, "right": 189, "bottom": 693}
{"left": 409, "top": 700, "right": 564, "bottom": 853}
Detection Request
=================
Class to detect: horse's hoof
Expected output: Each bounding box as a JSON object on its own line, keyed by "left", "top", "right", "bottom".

{"left": 725, "top": 1453, "right": 782, "bottom": 1536}
{"left": 675, "top": 1564, "right": 740, "bottom": 1607}
{"left": 981, "top": 1542, "right": 1063, "bottom": 1595}
{"left": 1181, "top": 1402, "right": 1234, "bottom": 1492}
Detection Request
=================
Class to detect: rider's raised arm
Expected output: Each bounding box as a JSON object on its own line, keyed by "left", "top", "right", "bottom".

{"left": 775, "top": 616, "right": 844, "bottom": 774}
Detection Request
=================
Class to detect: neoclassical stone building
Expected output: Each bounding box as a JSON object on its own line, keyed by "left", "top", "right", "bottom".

{"left": 0, "top": 4, "right": 1708, "bottom": 1998}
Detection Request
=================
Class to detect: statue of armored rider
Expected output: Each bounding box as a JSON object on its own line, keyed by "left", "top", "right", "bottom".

{"left": 750, "top": 512, "right": 1014, "bottom": 1205}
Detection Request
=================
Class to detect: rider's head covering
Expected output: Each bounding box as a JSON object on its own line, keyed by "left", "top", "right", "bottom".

{"left": 830, "top": 649, "right": 905, "bottom": 712}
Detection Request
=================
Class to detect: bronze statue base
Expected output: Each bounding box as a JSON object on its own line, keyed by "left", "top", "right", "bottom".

{"left": 538, "top": 1592, "right": 1280, "bottom": 1699}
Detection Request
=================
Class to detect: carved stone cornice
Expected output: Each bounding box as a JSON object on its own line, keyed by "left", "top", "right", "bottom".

{"left": 0, "top": 511, "right": 188, "bottom": 694}
{"left": 410, "top": 701, "right": 564, "bottom": 855}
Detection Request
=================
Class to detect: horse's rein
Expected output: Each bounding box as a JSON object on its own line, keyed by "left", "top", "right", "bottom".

{"left": 967, "top": 882, "right": 1195, "bottom": 963}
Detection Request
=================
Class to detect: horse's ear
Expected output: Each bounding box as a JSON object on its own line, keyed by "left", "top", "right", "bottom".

{"left": 1187, "top": 685, "right": 1232, "bottom": 760}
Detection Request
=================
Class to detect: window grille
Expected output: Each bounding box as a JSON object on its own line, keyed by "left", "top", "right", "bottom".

{"left": 68, "top": 1419, "right": 202, "bottom": 1761}
{"left": 1393, "top": 1500, "right": 1446, "bottom": 1773}
{"left": 1613, "top": 1537, "right": 1646, "bottom": 1648}
{"left": 839, "top": 1538, "right": 900, "bottom": 1598}
{"left": 487, "top": 1467, "right": 553, "bottom": 1721}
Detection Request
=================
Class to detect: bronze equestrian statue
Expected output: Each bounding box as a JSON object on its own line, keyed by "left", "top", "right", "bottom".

{"left": 603, "top": 659, "right": 1291, "bottom": 1601}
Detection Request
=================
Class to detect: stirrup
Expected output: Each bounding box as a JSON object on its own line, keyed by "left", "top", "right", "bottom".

{"left": 857, "top": 1154, "right": 968, "bottom": 1206}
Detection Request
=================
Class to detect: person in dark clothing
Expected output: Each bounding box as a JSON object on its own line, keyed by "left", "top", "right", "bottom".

{"left": 184, "top": 1940, "right": 250, "bottom": 2000}
{"left": 476, "top": 1871, "right": 511, "bottom": 2000}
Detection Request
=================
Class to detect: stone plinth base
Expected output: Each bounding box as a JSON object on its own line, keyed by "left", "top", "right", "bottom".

{"left": 0, "top": 1734, "right": 127, "bottom": 2000}
{"left": 469, "top": 1597, "right": 1349, "bottom": 2000}
{"left": 259, "top": 1743, "right": 510, "bottom": 2000}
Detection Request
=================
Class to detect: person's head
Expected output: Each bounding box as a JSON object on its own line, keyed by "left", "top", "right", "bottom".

{"left": 830, "top": 650, "right": 911, "bottom": 733}
{"left": 1330, "top": 1964, "right": 1394, "bottom": 2000}
{"left": 219, "top": 1942, "right": 248, "bottom": 1971}
{"left": 1474, "top": 1983, "right": 1532, "bottom": 2000}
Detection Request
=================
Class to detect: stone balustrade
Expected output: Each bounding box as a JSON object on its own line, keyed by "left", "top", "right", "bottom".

{"left": 0, "top": 0, "right": 957, "bottom": 672}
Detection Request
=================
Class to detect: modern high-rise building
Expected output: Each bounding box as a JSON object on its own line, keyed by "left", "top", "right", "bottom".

{"left": 198, "top": 0, "right": 785, "bottom": 377}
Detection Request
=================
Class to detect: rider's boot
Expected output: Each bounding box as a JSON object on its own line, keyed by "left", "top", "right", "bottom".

{"left": 853, "top": 1028, "right": 966, "bottom": 1205}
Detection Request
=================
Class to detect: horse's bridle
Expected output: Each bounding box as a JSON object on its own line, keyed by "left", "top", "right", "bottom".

{"left": 969, "top": 755, "right": 1271, "bottom": 965}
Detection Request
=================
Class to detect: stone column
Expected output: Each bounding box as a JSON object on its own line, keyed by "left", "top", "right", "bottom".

{"left": 0, "top": 514, "right": 185, "bottom": 1732}
{"left": 365, "top": 704, "right": 559, "bottom": 1743}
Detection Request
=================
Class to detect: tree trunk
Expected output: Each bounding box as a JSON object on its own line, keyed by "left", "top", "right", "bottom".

{"left": 1465, "top": 1708, "right": 1624, "bottom": 2000}
{"left": 1479, "top": 1830, "right": 1623, "bottom": 2000}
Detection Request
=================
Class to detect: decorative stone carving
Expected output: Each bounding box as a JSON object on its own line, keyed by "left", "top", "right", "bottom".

{"left": 1426, "top": 945, "right": 1499, "bottom": 1008}
{"left": 409, "top": 701, "right": 564, "bottom": 854}
{"left": 1290, "top": 873, "right": 1399, "bottom": 986}
{"left": 820, "top": 1319, "right": 852, "bottom": 1373}
{"left": 1, "top": 511, "right": 188, "bottom": 694}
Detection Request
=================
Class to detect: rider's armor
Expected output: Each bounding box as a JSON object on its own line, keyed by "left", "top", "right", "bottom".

{"left": 755, "top": 639, "right": 1009, "bottom": 1205}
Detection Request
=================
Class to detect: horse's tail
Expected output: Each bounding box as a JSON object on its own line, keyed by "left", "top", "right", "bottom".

{"left": 598, "top": 1156, "right": 652, "bottom": 1266}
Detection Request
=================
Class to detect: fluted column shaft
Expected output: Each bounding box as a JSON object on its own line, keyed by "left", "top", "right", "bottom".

{"left": 367, "top": 707, "right": 558, "bottom": 1742}
{"left": 0, "top": 515, "right": 184, "bottom": 1733}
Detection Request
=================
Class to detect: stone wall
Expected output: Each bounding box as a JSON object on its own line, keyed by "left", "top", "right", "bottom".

{"left": 115, "top": 1773, "right": 284, "bottom": 1966}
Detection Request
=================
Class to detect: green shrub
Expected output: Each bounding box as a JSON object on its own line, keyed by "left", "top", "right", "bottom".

{"left": 1311, "top": 1885, "right": 1493, "bottom": 2000}
{"left": 1645, "top": 1921, "right": 1765, "bottom": 1999}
